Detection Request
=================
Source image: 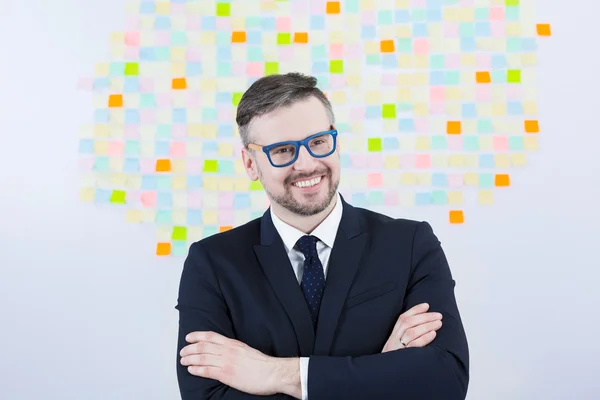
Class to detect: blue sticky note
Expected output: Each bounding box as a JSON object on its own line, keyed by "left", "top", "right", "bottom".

{"left": 219, "top": 160, "right": 234, "bottom": 175}
{"left": 477, "top": 120, "right": 493, "bottom": 134}
{"left": 432, "top": 173, "right": 448, "bottom": 187}
{"left": 157, "top": 192, "right": 172, "bottom": 208}
{"left": 522, "top": 38, "right": 537, "bottom": 51}
{"left": 154, "top": 16, "right": 171, "bottom": 29}
{"left": 156, "top": 176, "right": 171, "bottom": 190}
{"left": 203, "top": 226, "right": 219, "bottom": 237}
{"left": 312, "top": 61, "right": 329, "bottom": 74}
{"left": 432, "top": 191, "right": 447, "bottom": 205}
{"left": 216, "top": 92, "right": 230, "bottom": 104}
{"left": 427, "top": 9, "right": 442, "bottom": 21}
{"left": 247, "top": 46, "right": 263, "bottom": 62}
{"left": 507, "top": 101, "right": 523, "bottom": 115}
{"left": 217, "top": 46, "right": 231, "bottom": 60}
{"left": 479, "top": 154, "right": 495, "bottom": 168}
{"left": 475, "top": 22, "right": 490, "bottom": 36}
{"left": 186, "top": 62, "right": 201, "bottom": 76}
{"left": 187, "top": 210, "right": 202, "bottom": 225}
{"left": 460, "top": 38, "right": 477, "bottom": 52}
{"left": 261, "top": 16, "right": 276, "bottom": 30}
{"left": 430, "top": 71, "right": 445, "bottom": 85}
{"left": 156, "top": 125, "right": 171, "bottom": 138}
{"left": 312, "top": 45, "right": 327, "bottom": 60}
{"left": 217, "top": 32, "right": 230, "bottom": 46}
{"left": 79, "top": 139, "right": 93, "bottom": 153}
{"left": 93, "top": 78, "right": 109, "bottom": 90}
{"left": 509, "top": 137, "right": 524, "bottom": 150}
{"left": 217, "top": 125, "right": 233, "bottom": 137}
{"left": 155, "top": 141, "right": 169, "bottom": 156}
{"left": 479, "top": 173, "right": 494, "bottom": 188}
{"left": 491, "top": 70, "right": 506, "bottom": 83}
{"left": 142, "top": 176, "right": 157, "bottom": 190}
{"left": 395, "top": 10, "right": 410, "bottom": 23}
{"left": 378, "top": 10, "right": 393, "bottom": 25}
{"left": 462, "top": 103, "right": 477, "bottom": 118}
{"left": 156, "top": 210, "right": 172, "bottom": 225}
{"left": 217, "top": 62, "right": 232, "bottom": 77}
{"left": 368, "top": 191, "right": 385, "bottom": 205}
{"left": 234, "top": 194, "right": 251, "bottom": 209}
{"left": 125, "top": 110, "right": 139, "bottom": 125}
{"left": 247, "top": 31, "right": 262, "bottom": 45}
{"left": 463, "top": 136, "right": 479, "bottom": 151}
{"left": 94, "top": 157, "right": 109, "bottom": 172}
{"left": 203, "top": 141, "right": 218, "bottom": 153}
{"left": 361, "top": 25, "right": 377, "bottom": 40}
{"left": 315, "top": 76, "right": 329, "bottom": 89}
{"left": 366, "top": 106, "right": 381, "bottom": 119}
{"left": 411, "top": 9, "right": 427, "bottom": 21}
{"left": 491, "top": 54, "right": 507, "bottom": 68}
{"left": 94, "top": 189, "right": 111, "bottom": 203}
{"left": 416, "top": 193, "right": 432, "bottom": 205}
{"left": 382, "top": 54, "right": 397, "bottom": 69}
{"left": 507, "top": 38, "right": 521, "bottom": 52}
{"left": 173, "top": 108, "right": 187, "bottom": 123}
{"left": 172, "top": 241, "right": 188, "bottom": 257}
{"left": 340, "top": 154, "right": 351, "bottom": 168}
{"left": 140, "top": 1, "right": 155, "bottom": 14}
{"left": 431, "top": 136, "right": 447, "bottom": 149}
{"left": 140, "top": 47, "right": 155, "bottom": 61}
{"left": 310, "top": 15, "right": 325, "bottom": 30}
{"left": 94, "top": 109, "right": 109, "bottom": 123}
{"left": 427, "top": 0, "right": 443, "bottom": 8}
{"left": 203, "top": 108, "right": 217, "bottom": 121}
{"left": 140, "top": 94, "right": 156, "bottom": 108}
{"left": 250, "top": 211, "right": 264, "bottom": 220}
{"left": 124, "top": 158, "right": 139, "bottom": 172}
{"left": 201, "top": 16, "right": 216, "bottom": 30}
{"left": 352, "top": 193, "right": 368, "bottom": 207}
{"left": 399, "top": 119, "right": 415, "bottom": 132}
{"left": 124, "top": 78, "right": 139, "bottom": 93}
{"left": 187, "top": 176, "right": 203, "bottom": 189}
{"left": 383, "top": 137, "right": 399, "bottom": 150}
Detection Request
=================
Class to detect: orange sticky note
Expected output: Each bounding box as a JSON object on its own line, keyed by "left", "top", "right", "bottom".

{"left": 447, "top": 121, "right": 462, "bottom": 135}
{"left": 156, "top": 243, "right": 171, "bottom": 256}
{"left": 219, "top": 226, "right": 233, "bottom": 233}
{"left": 524, "top": 120, "right": 539, "bottom": 133}
{"left": 108, "top": 94, "right": 123, "bottom": 108}
{"left": 156, "top": 159, "right": 171, "bottom": 172}
{"left": 449, "top": 210, "right": 464, "bottom": 224}
{"left": 380, "top": 40, "right": 395, "bottom": 53}
{"left": 476, "top": 72, "right": 491, "bottom": 83}
{"left": 172, "top": 78, "right": 187, "bottom": 90}
{"left": 495, "top": 174, "right": 510, "bottom": 187}
{"left": 537, "top": 24, "right": 552, "bottom": 36}
{"left": 232, "top": 31, "right": 246, "bottom": 43}
{"left": 326, "top": 1, "right": 340, "bottom": 14}
{"left": 294, "top": 32, "right": 309, "bottom": 43}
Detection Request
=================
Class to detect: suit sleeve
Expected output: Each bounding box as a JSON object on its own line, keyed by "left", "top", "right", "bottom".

{"left": 306, "top": 221, "right": 470, "bottom": 400}
{"left": 176, "top": 242, "right": 292, "bottom": 399}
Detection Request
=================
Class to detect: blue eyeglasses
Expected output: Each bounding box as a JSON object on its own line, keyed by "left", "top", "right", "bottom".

{"left": 247, "top": 127, "right": 338, "bottom": 168}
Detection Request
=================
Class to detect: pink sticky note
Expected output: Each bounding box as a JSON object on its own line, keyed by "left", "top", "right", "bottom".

{"left": 279, "top": 47, "right": 294, "bottom": 62}
{"left": 351, "top": 154, "right": 367, "bottom": 168}
{"left": 155, "top": 31, "right": 170, "bottom": 46}
{"left": 493, "top": 136, "right": 509, "bottom": 151}
{"left": 186, "top": 16, "right": 202, "bottom": 31}
{"left": 171, "top": 3, "right": 185, "bottom": 14}
{"left": 330, "top": 44, "right": 344, "bottom": 58}
{"left": 218, "top": 209, "right": 235, "bottom": 225}
{"left": 444, "top": 23, "right": 459, "bottom": 38}
{"left": 476, "top": 86, "right": 491, "bottom": 102}
{"left": 247, "top": 62, "right": 263, "bottom": 77}
{"left": 76, "top": 78, "right": 93, "bottom": 90}
{"left": 186, "top": 47, "right": 202, "bottom": 61}
{"left": 108, "top": 141, "right": 125, "bottom": 156}
{"left": 140, "top": 109, "right": 155, "bottom": 124}
{"left": 476, "top": 54, "right": 491, "bottom": 69}
{"left": 216, "top": 18, "right": 231, "bottom": 30}
{"left": 415, "top": 118, "right": 429, "bottom": 133}
{"left": 127, "top": 190, "right": 141, "bottom": 205}
{"left": 415, "top": 154, "right": 431, "bottom": 169}
{"left": 140, "top": 159, "right": 155, "bottom": 173}
{"left": 399, "top": 154, "right": 416, "bottom": 168}
{"left": 367, "top": 154, "right": 383, "bottom": 169}
{"left": 448, "top": 174, "right": 463, "bottom": 187}
{"left": 292, "top": 1, "right": 308, "bottom": 14}
{"left": 187, "top": 159, "right": 203, "bottom": 174}
{"left": 276, "top": 16, "right": 292, "bottom": 31}
{"left": 187, "top": 92, "right": 202, "bottom": 107}
{"left": 170, "top": 142, "right": 186, "bottom": 157}
{"left": 124, "top": 47, "right": 139, "bottom": 60}
{"left": 124, "top": 16, "right": 139, "bottom": 31}
{"left": 381, "top": 73, "right": 396, "bottom": 86}
{"left": 431, "top": 102, "right": 445, "bottom": 114}
{"left": 124, "top": 126, "right": 139, "bottom": 139}
{"left": 156, "top": 93, "right": 172, "bottom": 108}
{"left": 78, "top": 157, "right": 95, "bottom": 170}
{"left": 445, "top": 54, "right": 461, "bottom": 68}
{"left": 368, "top": 173, "right": 383, "bottom": 188}
{"left": 361, "top": 11, "right": 376, "bottom": 25}
{"left": 219, "top": 192, "right": 234, "bottom": 208}
{"left": 329, "top": 75, "right": 346, "bottom": 89}
{"left": 350, "top": 106, "right": 366, "bottom": 119}
{"left": 448, "top": 136, "right": 463, "bottom": 151}
{"left": 141, "top": 191, "right": 157, "bottom": 207}
{"left": 491, "top": 22, "right": 505, "bottom": 37}
{"left": 412, "top": 0, "right": 426, "bottom": 6}
{"left": 139, "top": 78, "right": 154, "bottom": 93}
{"left": 413, "top": 38, "right": 429, "bottom": 55}
{"left": 125, "top": 32, "right": 140, "bottom": 46}
{"left": 458, "top": 0, "right": 474, "bottom": 6}
{"left": 385, "top": 191, "right": 399, "bottom": 206}
{"left": 218, "top": 107, "right": 231, "bottom": 122}
{"left": 172, "top": 124, "right": 187, "bottom": 138}
{"left": 346, "top": 43, "right": 361, "bottom": 60}
{"left": 430, "top": 87, "right": 445, "bottom": 102}
{"left": 489, "top": 7, "right": 505, "bottom": 21}
{"left": 187, "top": 192, "right": 203, "bottom": 209}
{"left": 506, "top": 85, "right": 522, "bottom": 101}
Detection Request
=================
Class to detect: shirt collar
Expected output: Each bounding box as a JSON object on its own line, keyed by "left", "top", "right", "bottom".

{"left": 270, "top": 192, "right": 343, "bottom": 253}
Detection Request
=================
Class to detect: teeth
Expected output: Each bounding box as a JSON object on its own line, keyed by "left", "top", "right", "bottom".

{"left": 294, "top": 176, "right": 321, "bottom": 188}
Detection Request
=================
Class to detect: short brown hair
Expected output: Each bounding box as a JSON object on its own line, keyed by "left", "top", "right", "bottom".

{"left": 235, "top": 72, "right": 335, "bottom": 148}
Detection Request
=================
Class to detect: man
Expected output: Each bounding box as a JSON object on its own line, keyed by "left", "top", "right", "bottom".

{"left": 176, "top": 73, "right": 469, "bottom": 399}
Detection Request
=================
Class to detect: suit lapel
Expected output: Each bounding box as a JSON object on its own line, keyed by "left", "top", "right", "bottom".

{"left": 314, "top": 198, "right": 368, "bottom": 355}
{"left": 253, "top": 209, "right": 315, "bottom": 356}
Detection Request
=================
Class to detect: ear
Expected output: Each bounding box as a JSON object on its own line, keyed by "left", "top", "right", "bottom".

{"left": 241, "top": 147, "right": 259, "bottom": 181}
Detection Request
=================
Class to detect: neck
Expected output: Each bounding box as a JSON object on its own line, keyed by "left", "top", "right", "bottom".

{"left": 272, "top": 195, "right": 338, "bottom": 234}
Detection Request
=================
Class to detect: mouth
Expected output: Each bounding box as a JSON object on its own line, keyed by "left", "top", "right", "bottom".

{"left": 291, "top": 175, "right": 325, "bottom": 191}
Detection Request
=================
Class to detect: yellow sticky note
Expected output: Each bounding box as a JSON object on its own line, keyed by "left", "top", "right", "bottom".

{"left": 523, "top": 102, "right": 538, "bottom": 115}
{"left": 448, "top": 155, "right": 464, "bottom": 167}
{"left": 384, "top": 156, "right": 400, "bottom": 169}
{"left": 524, "top": 136, "right": 539, "bottom": 150}
{"left": 155, "top": 1, "right": 171, "bottom": 14}
{"left": 218, "top": 143, "right": 234, "bottom": 157}
{"left": 141, "top": 209, "right": 155, "bottom": 223}
{"left": 494, "top": 154, "right": 511, "bottom": 168}
{"left": 365, "top": 91, "right": 380, "bottom": 105}
{"left": 172, "top": 176, "right": 187, "bottom": 190}
{"left": 172, "top": 159, "right": 186, "bottom": 174}
{"left": 492, "top": 103, "right": 507, "bottom": 116}
{"left": 202, "top": 210, "right": 218, "bottom": 225}
{"left": 126, "top": 209, "right": 142, "bottom": 223}
{"left": 416, "top": 137, "right": 430, "bottom": 151}
{"left": 331, "top": 91, "right": 346, "bottom": 104}
{"left": 235, "top": 177, "right": 249, "bottom": 191}
{"left": 413, "top": 102, "right": 429, "bottom": 116}
{"left": 401, "top": 173, "right": 417, "bottom": 185}
{"left": 94, "top": 141, "right": 109, "bottom": 155}
{"left": 173, "top": 210, "right": 187, "bottom": 225}
{"left": 110, "top": 173, "right": 127, "bottom": 187}
{"left": 417, "top": 173, "right": 432, "bottom": 185}
{"left": 511, "top": 153, "right": 527, "bottom": 166}
{"left": 201, "top": 124, "right": 218, "bottom": 139}
{"left": 448, "top": 191, "right": 463, "bottom": 205}
{"left": 80, "top": 188, "right": 95, "bottom": 202}
{"left": 234, "top": 160, "right": 246, "bottom": 174}
{"left": 203, "top": 176, "right": 219, "bottom": 191}
{"left": 218, "top": 177, "right": 234, "bottom": 191}
{"left": 478, "top": 190, "right": 494, "bottom": 205}
{"left": 464, "top": 173, "right": 479, "bottom": 186}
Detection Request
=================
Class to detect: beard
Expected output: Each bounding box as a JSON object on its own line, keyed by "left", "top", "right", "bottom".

{"left": 258, "top": 166, "right": 339, "bottom": 217}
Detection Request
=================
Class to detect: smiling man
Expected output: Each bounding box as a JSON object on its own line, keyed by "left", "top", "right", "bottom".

{"left": 175, "top": 72, "right": 469, "bottom": 399}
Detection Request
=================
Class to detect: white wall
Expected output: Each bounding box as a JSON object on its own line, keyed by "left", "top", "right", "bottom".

{"left": 1, "top": 1, "right": 599, "bottom": 399}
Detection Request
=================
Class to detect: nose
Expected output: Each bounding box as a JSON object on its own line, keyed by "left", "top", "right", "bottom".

{"left": 293, "top": 145, "right": 317, "bottom": 170}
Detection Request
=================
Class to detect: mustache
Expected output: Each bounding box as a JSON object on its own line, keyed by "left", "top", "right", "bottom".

{"left": 285, "top": 169, "right": 330, "bottom": 185}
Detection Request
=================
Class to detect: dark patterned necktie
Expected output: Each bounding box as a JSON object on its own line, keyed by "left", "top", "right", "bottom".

{"left": 296, "top": 235, "right": 326, "bottom": 329}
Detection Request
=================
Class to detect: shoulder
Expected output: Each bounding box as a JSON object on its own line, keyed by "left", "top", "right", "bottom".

{"left": 188, "top": 216, "right": 262, "bottom": 256}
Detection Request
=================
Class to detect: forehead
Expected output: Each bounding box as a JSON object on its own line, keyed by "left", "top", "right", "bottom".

{"left": 249, "top": 96, "right": 330, "bottom": 144}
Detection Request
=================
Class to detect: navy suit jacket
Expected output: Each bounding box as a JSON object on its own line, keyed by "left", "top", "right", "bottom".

{"left": 176, "top": 196, "right": 469, "bottom": 399}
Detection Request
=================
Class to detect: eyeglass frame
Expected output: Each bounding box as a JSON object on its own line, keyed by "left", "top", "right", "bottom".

{"left": 246, "top": 126, "right": 338, "bottom": 168}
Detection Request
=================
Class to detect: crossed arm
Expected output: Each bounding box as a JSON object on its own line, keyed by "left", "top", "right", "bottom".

{"left": 175, "top": 222, "right": 469, "bottom": 399}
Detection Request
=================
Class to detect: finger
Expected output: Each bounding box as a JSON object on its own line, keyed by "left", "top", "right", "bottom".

{"left": 181, "top": 353, "right": 224, "bottom": 368}
{"left": 186, "top": 331, "right": 229, "bottom": 345}
{"left": 407, "top": 330, "right": 437, "bottom": 348}
{"left": 392, "top": 309, "right": 441, "bottom": 339}
{"left": 180, "top": 341, "right": 223, "bottom": 357}
{"left": 188, "top": 365, "right": 222, "bottom": 380}
{"left": 402, "top": 320, "right": 443, "bottom": 345}
{"left": 401, "top": 303, "right": 430, "bottom": 318}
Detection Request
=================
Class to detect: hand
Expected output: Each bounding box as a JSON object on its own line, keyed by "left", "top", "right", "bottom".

{"left": 180, "top": 331, "right": 283, "bottom": 396}
{"left": 381, "top": 303, "right": 443, "bottom": 353}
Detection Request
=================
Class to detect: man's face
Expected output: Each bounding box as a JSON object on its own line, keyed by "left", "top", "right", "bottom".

{"left": 242, "top": 96, "right": 340, "bottom": 217}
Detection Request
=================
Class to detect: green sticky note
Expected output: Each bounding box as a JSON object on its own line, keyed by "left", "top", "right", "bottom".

{"left": 431, "top": 136, "right": 447, "bottom": 149}
{"left": 109, "top": 62, "right": 124, "bottom": 76}
{"left": 219, "top": 160, "right": 234, "bottom": 175}
{"left": 172, "top": 227, "right": 187, "bottom": 241}
{"left": 216, "top": 2, "right": 230, "bottom": 16}
{"left": 432, "top": 191, "right": 448, "bottom": 205}
{"left": 330, "top": 60, "right": 344, "bottom": 74}
{"left": 463, "top": 136, "right": 479, "bottom": 151}
{"left": 505, "top": 0, "right": 519, "bottom": 5}
{"left": 382, "top": 104, "right": 397, "bottom": 119}
{"left": 203, "top": 160, "right": 219, "bottom": 172}
{"left": 110, "top": 190, "right": 126, "bottom": 204}
{"left": 232, "top": 92, "right": 243, "bottom": 106}
{"left": 156, "top": 210, "right": 172, "bottom": 225}
{"left": 171, "top": 31, "right": 187, "bottom": 45}
{"left": 277, "top": 33, "right": 291, "bottom": 45}
{"left": 474, "top": 7, "right": 489, "bottom": 20}
{"left": 368, "top": 191, "right": 385, "bottom": 205}
{"left": 265, "top": 62, "right": 279, "bottom": 75}
{"left": 479, "top": 173, "right": 494, "bottom": 188}
{"left": 430, "top": 55, "right": 445, "bottom": 69}
{"left": 125, "top": 141, "right": 140, "bottom": 155}
{"left": 171, "top": 241, "right": 188, "bottom": 257}
{"left": 507, "top": 69, "right": 521, "bottom": 83}
{"left": 509, "top": 136, "right": 524, "bottom": 150}
{"left": 477, "top": 120, "right": 494, "bottom": 133}
{"left": 124, "top": 62, "right": 139, "bottom": 76}
{"left": 397, "top": 38, "right": 412, "bottom": 52}
{"left": 368, "top": 138, "right": 383, "bottom": 152}
{"left": 140, "top": 94, "right": 156, "bottom": 108}
{"left": 250, "top": 180, "right": 263, "bottom": 191}
{"left": 459, "top": 23, "right": 474, "bottom": 37}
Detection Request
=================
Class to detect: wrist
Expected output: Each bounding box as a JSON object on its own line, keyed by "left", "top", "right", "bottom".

{"left": 273, "top": 357, "right": 302, "bottom": 399}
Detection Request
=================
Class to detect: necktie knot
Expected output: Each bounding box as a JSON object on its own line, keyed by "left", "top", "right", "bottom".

{"left": 296, "top": 235, "right": 320, "bottom": 260}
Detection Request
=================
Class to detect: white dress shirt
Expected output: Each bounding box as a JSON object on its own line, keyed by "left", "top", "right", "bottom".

{"left": 270, "top": 192, "right": 344, "bottom": 400}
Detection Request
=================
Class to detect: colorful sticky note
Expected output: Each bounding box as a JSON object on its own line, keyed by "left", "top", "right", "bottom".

{"left": 220, "top": 226, "right": 233, "bottom": 233}
{"left": 368, "top": 138, "right": 382, "bottom": 152}
{"left": 124, "top": 62, "right": 139, "bottom": 76}
{"left": 231, "top": 31, "right": 247, "bottom": 43}
{"left": 478, "top": 190, "right": 494, "bottom": 205}
{"left": 476, "top": 71, "right": 491, "bottom": 83}
{"left": 507, "top": 69, "right": 521, "bottom": 83}
{"left": 449, "top": 210, "right": 464, "bottom": 224}
{"left": 524, "top": 120, "right": 539, "bottom": 133}
{"left": 156, "top": 243, "right": 171, "bottom": 256}
{"left": 156, "top": 159, "right": 171, "bottom": 172}
{"left": 265, "top": 62, "right": 279, "bottom": 75}
{"left": 330, "top": 60, "right": 344, "bottom": 74}
{"left": 380, "top": 40, "right": 395, "bottom": 53}
{"left": 537, "top": 24, "right": 552, "bottom": 36}
{"left": 277, "top": 33, "right": 292, "bottom": 45}
{"left": 172, "top": 78, "right": 187, "bottom": 90}
{"left": 250, "top": 180, "right": 263, "bottom": 191}
{"left": 108, "top": 94, "right": 123, "bottom": 108}
{"left": 495, "top": 174, "right": 510, "bottom": 187}
{"left": 447, "top": 121, "right": 462, "bottom": 135}
{"left": 326, "top": 1, "right": 341, "bottom": 14}
{"left": 216, "top": 2, "right": 230, "bottom": 17}
{"left": 382, "top": 104, "right": 396, "bottom": 119}
{"left": 172, "top": 226, "right": 187, "bottom": 241}
{"left": 203, "top": 160, "right": 219, "bottom": 172}
{"left": 110, "top": 190, "right": 126, "bottom": 204}
{"left": 294, "top": 32, "right": 309, "bottom": 43}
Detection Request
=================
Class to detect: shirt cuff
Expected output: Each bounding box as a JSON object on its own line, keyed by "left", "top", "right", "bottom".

{"left": 300, "top": 357, "right": 309, "bottom": 400}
